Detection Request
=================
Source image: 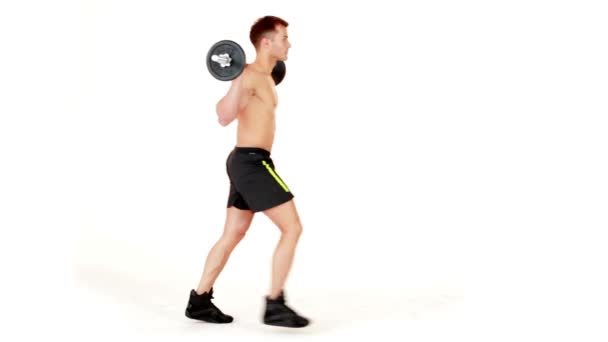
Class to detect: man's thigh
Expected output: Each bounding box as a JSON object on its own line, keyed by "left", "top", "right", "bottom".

{"left": 263, "top": 199, "right": 302, "bottom": 232}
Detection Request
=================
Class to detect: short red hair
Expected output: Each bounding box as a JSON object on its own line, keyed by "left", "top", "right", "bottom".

{"left": 249, "top": 16, "right": 289, "bottom": 49}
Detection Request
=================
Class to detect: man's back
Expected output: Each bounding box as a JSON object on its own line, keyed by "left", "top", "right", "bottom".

{"left": 234, "top": 64, "right": 278, "bottom": 152}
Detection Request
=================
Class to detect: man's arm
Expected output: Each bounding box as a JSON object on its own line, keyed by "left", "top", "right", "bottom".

{"left": 216, "top": 74, "right": 253, "bottom": 126}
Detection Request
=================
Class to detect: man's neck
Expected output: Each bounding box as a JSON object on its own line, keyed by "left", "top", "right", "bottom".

{"left": 251, "top": 53, "right": 276, "bottom": 74}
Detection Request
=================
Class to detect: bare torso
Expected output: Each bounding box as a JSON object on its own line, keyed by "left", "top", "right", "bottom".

{"left": 235, "top": 64, "right": 278, "bottom": 152}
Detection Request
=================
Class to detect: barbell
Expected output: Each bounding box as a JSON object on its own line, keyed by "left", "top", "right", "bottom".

{"left": 206, "top": 40, "right": 286, "bottom": 85}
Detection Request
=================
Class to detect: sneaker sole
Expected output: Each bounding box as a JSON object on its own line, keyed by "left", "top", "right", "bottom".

{"left": 185, "top": 310, "right": 233, "bottom": 323}
{"left": 263, "top": 319, "right": 309, "bottom": 328}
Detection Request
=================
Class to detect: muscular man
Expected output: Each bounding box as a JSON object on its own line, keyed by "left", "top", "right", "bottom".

{"left": 184, "top": 16, "right": 310, "bottom": 328}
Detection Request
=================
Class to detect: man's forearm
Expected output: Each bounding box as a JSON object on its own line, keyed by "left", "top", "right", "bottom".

{"left": 216, "top": 95, "right": 237, "bottom": 117}
{"left": 216, "top": 79, "right": 243, "bottom": 115}
{"left": 217, "top": 113, "right": 236, "bottom": 126}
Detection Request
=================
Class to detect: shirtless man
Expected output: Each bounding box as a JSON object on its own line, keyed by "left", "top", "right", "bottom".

{"left": 184, "top": 16, "right": 310, "bottom": 328}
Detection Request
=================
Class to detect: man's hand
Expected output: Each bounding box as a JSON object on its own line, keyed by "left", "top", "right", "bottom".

{"left": 216, "top": 74, "right": 253, "bottom": 126}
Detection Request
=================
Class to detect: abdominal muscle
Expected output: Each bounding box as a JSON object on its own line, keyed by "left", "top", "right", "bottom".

{"left": 236, "top": 95, "right": 276, "bottom": 152}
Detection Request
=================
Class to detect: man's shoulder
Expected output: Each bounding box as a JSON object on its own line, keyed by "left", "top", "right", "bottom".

{"left": 242, "top": 64, "right": 258, "bottom": 78}
{"left": 241, "top": 65, "right": 264, "bottom": 89}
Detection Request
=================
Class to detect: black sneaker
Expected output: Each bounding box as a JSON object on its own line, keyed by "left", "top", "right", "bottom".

{"left": 185, "top": 288, "right": 233, "bottom": 323}
{"left": 263, "top": 290, "right": 310, "bottom": 328}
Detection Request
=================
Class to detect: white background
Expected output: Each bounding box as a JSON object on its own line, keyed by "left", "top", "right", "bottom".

{"left": 1, "top": 0, "right": 607, "bottom": 340}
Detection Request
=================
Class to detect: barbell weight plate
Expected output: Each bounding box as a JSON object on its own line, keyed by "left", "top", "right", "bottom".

{"left": 272, "top": 60, "right": 286, "bottom": 86}
{"left": 206, "top": 40, "right": 246, "bottom": 81}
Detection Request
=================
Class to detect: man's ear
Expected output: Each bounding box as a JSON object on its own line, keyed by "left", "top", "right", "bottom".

{"left": 260, "top": 36, "right": 270, "bottom": 49}
{"left": 260, "top": 33, "right": 275, "bottom": 49}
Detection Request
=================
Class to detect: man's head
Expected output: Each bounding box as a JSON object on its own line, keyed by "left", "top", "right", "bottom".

{"left": 249, "top": 16, "right": 291, "bottom": 61}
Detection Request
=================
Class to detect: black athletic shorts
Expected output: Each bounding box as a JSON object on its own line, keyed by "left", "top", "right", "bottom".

{"left": 226, "top": 146, "right": 294, "bottom": 212}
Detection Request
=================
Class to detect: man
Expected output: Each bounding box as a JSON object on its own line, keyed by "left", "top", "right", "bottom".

{"left": 184, "top": 16, "right": 310, "bottom": 328}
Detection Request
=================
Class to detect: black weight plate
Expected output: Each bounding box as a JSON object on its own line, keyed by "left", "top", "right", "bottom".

{"left": 206, "top": 40, "right": 246, "bottom": 81}
{"left": 272, "top": 60, "right": 286, "bottom": 85}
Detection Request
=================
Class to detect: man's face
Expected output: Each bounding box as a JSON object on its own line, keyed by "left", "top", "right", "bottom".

{"left": 269, "top": 25, "right": 291, "bottom": 61}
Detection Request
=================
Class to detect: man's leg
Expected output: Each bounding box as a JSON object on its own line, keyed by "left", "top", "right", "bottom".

{"left": 186, "top": 206, "right": 253, "bottom": 323}
{"left": 262, "top": 199, "right": 303, "bottom": 299}
{"left": 196, "top": 206, "right": 254, "bottom": 293}
{"left": 261, "top": 198, "right": 310, "bottom": 327}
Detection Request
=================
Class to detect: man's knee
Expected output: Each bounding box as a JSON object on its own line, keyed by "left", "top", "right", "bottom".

{"left": 280, "top": 222, "right": 302, "bottom": 237}
{"left": 224, "top": 223, "right": 249, "bottom": 242}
